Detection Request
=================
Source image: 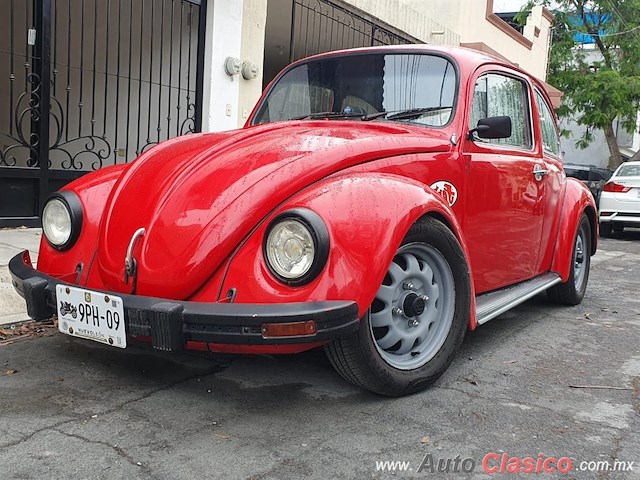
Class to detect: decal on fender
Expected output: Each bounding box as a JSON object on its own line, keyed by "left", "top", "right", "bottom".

{"left": 430, "top": 181, "right": 458, "bottom": 207}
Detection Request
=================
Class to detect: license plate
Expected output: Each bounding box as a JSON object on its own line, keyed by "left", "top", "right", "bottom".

{"left": 56, "top": 285, "right": 126, "bottom": 348}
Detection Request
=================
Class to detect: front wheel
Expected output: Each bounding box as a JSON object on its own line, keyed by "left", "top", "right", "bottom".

{"left": 547, "top": 214, "right": 591, "bottom": 305}
{"left": 325, "top": 217, "right": 471, "bottom": 396}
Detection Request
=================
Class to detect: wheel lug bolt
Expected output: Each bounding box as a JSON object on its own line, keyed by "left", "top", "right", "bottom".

{"left": 408, "top": 319, "right": 419, "bottom": 327}
{"left": 421, "top": 294, "right": 429, "bottom": 302}
{"left": 403, "top": 282, "right": 415, "bottom": 290}
{"left": 392, "top": 308, "right": 404, "bottom": 316}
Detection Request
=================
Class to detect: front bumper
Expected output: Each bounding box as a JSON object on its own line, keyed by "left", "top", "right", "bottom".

{"left": 9, "top": 251, "right": 360, "bottom": 352}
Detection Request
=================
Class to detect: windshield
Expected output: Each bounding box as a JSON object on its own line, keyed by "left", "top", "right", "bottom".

{"left": 252, "top": 53, "right": 457, "bottom": 127}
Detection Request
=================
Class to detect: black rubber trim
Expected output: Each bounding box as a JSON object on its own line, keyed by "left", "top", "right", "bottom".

{"left": 263, "top": 208, "right": 330, "bottom": 286}
{"left": 43, "top": 191, "right": 84, "bottom": 251}
{"left": 9, "top": 251, "right": 359, "bottom": 351}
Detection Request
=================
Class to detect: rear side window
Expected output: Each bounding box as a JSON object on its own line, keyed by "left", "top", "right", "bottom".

{"left": 535, "top": 90, "right": 561, "bottom": 156}
{"left": 470, "top": 73, "right": 533, "bottom": 149}
{"left": 617, "top": 164, "right": 640, "bottom": 177}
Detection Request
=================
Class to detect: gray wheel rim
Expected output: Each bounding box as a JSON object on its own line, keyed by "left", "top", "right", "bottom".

{"left": 370, "top": 243, "right": 455, "bottom": 371}
{"left": 574, "top": 227, "right": 587, "bottom": 290}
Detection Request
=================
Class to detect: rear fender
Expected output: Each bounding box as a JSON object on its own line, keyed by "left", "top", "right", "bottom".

{"left": 213, "top": 173, "right": 479, "bottom": 330}
{"left": 551, "top": 177, "right": 598, "bottom": 281}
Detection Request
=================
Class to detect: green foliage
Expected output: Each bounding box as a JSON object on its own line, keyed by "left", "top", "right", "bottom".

{"left": 521, "top": 0, "right": 640, "bottom": 166}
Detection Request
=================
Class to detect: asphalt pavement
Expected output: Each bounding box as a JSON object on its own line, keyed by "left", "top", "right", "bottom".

{"left": 0, "top": 229, "right": 639, "bottom": 479}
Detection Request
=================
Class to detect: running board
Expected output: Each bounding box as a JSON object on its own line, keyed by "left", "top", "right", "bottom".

{"left": 475, "top": 273, "right": 562, "bottom": 325}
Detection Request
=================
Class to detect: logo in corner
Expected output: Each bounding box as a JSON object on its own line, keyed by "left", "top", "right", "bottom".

{"left": 430, "top": 181, "right": 458, "bottom": 207}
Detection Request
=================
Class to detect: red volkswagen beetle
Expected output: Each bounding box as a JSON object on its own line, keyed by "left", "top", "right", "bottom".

{"left": 10, "top": 46, "right": 597, "bottom": 396}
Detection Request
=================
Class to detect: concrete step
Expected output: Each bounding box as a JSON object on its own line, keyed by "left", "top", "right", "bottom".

{"left": 0, "top": 228, "right": 42, "bottom": 326}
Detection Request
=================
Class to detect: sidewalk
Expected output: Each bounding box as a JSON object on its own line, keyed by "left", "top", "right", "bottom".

{"left": 0, "top": 228, "right": 41, "bottom": 326}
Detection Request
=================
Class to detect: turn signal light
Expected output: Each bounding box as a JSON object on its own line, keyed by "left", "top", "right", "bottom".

{"left": 603, "top": 182, "right": 630, "bottom": 193}
{"left": 261, "top": 320, "right": 317, "bottom": 338}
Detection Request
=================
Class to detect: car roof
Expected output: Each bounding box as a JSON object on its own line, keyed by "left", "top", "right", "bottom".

{"left": 564, "top": 163, "right": 611, "bottom": 171}
{"left": 563, "top": 164, "right": 590, "bottom": 170}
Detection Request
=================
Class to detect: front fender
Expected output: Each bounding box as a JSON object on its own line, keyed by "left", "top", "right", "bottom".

{"left": 37, "top": 164, "right": 127, "bottom": 284}
{"left": 209, "top": 173, "right": 477, "bottom": 329}
{"left": 551, "top": 177, "right": 598, "bottom": 282}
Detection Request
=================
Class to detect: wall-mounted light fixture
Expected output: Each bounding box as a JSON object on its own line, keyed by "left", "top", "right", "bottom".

{"left": 242, "top": 61, "right": 259, "bottom": 80}
{"left": 224, "top": 57, "right": 242, "bottom": 76}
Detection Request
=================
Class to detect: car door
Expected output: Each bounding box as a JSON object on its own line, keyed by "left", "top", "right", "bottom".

{"left": 532, "top": 88, "right": 564, "bottom": 274}
{"left": 462, "top": 69, "right": 546, "bottom": 294}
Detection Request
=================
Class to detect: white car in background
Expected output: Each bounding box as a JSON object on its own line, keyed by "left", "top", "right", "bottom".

{"left": 599, "top": 161, "right": 640, "bottom": 236}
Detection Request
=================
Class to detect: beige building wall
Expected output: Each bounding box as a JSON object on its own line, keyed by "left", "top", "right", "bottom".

{"left": 239, "top": 0, "right": 268, "bottom": 125}
{"left": 459, "top": 1, "right": 552, "bottom": 80}
{"left": 401, "top": 0, "right": 552, "bottom": 80}
{"left": 341, "top": 0, "right": 460, "bottom": 46}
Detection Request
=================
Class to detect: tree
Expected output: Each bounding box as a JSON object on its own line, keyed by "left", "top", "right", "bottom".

{"left": 520, "top": 0, "right": 640, "bottom": 168}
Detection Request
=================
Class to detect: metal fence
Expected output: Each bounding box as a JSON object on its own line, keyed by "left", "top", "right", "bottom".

{"left": 289, "top": 0, "right": 417, "bottom": 63}
{"left": 0, "top": 0, "right": 206, "bottom": 226}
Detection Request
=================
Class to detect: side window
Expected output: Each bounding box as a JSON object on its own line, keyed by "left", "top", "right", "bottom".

{"left": 535, "top": 90, "right": 561, "bottom": 156}
{"left": 470, "top": 73, "right": 533, "bottom": 149}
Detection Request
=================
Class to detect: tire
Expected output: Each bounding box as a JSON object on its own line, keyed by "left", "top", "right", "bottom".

{"left": 324, "top": 217, "right": 471, "bottom": 396}
{"left": 600, "top": 222, "right": 612, "bottom": 237}
{"left": 547, "top": 214, "right": 591, "bottom": 306}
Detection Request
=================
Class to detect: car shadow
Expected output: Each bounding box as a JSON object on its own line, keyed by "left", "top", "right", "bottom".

{"left": 49, "top": 294, "right": 549, "bottom": 404}
{"left": 602, "top": 227, "right": 640, "bottom": 241}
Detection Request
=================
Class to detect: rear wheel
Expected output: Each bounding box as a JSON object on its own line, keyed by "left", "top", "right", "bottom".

{"left": 547, "top": 214, "right": 591, "bottom": 305}
{"left": 325, "top": 217, "right": 470, "bottom": 396}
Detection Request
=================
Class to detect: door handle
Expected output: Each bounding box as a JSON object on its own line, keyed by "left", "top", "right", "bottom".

{"left": 533, "top": 164, "right": 549, "bottom": 181}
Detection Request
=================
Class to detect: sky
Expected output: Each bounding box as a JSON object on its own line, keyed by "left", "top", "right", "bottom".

{"left": 493, "top": 0, "right": 561, "bottom": 13}
{"left": 493, "top": 0, "right": 530, "bottom": 12}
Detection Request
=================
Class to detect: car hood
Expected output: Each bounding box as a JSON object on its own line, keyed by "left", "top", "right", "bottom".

{"left": 95, "top": 121, "right": 452, "bottom": 299}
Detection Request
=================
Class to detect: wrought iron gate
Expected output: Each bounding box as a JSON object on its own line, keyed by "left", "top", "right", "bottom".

{"left": 289, "top": 0, "right": 417, "bottom": 63}
{"left": 0, "top": 0, "right": 207, "bottom": 227}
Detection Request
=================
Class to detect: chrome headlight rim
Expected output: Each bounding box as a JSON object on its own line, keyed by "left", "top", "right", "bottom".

{"left": 42, "top": 191, "right": 83, "bottom": 251}
{"left": 263, "top": 208, "right": 330, "bottom": 286}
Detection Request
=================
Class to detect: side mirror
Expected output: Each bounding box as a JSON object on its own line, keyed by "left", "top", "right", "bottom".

{"left": 468, "top": 116, "right": 512, "bottom": 140}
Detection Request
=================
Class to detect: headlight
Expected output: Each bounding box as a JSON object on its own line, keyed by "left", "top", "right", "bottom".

{"left": 266, "top": 220, "right": 314, "bottom": 278}
{"left": 42, "top": 192, "right": 83, "bottom": 250}
{"left": 264, "top": 209, "right": 330, "bottom": 285}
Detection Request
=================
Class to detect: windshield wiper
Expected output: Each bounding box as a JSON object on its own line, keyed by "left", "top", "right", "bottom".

{"left": 291, "top": 111, "right": 390, "bottom": 121}
{"left": 384, "top": 107, "right": 453, "bottom": 121}
{"left": 290, "top": 106, "right": 452, "bottom": 122}
{"left": 291, "top": 111, "right": 367, "bottom": 120}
